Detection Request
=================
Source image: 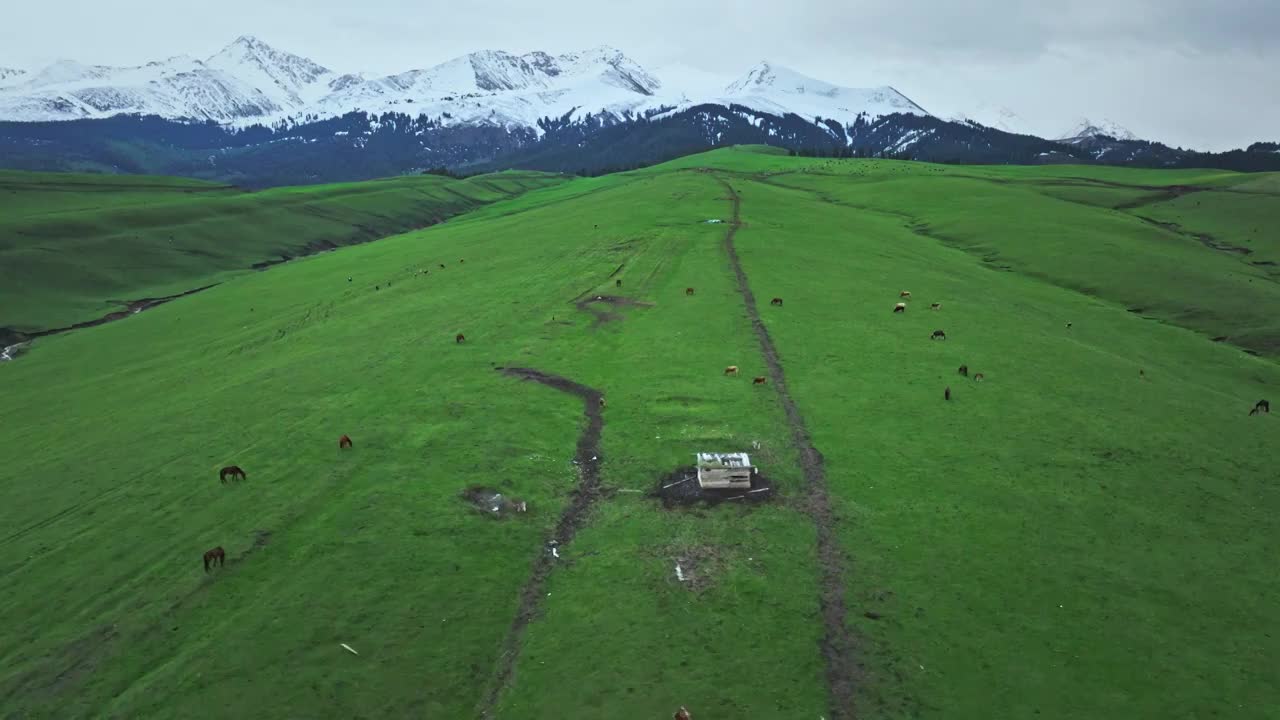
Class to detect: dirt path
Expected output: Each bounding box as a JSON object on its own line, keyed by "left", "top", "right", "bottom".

{"left": 714, "top": 176, "right": 860, "bottom": 719}
{"left": 477, "top": 367, "right": 605, "bottom": 717}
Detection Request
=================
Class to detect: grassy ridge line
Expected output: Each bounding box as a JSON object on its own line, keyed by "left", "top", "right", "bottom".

{"left": 0, "top": 170, "right": 566, "bottom": 335}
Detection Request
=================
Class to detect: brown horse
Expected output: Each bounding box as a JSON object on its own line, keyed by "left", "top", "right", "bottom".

{"left": 339, "top": 434, "right": 353, "bottom": 449}
{"left": 674, "top": 707, "right": 692, "bottom": 720}
{"left": 219, "top": 466, "right": 246, "bottom": 483}
{"left": 203, "top": 546, "right": 226, "bottom": 572}
{"left": 456, "top": 333, "right": 466, "bottom": 344}
{"left": 770, "top": 297, "right": 783, "bottom": 307}
{"left": 724, "top": 365, "right": 739, "bottom": 376}
{"left": 685, "top": 287, "right": 695, "bottom": 296}
{"left": 753, "top": 376, "right": 768, "bottom": 385}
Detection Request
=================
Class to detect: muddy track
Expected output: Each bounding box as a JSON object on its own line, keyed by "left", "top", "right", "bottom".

{"left": 477, "top": 367, "right": 605, "bottom": 717}
{"left": 712, "top": 176, "right": 859, "bottom": 718}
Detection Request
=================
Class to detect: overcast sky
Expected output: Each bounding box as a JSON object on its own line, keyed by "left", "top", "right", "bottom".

{"left": 3, "top": 0, "right": 1277, "bottom": 150}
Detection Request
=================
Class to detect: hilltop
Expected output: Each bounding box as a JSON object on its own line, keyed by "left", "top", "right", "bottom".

{"left": 1, "top": 147, "right": 1277, "bottom": 718}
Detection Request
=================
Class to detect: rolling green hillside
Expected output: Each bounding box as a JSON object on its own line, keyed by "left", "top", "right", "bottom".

{"left": 0, "top": 169, "right": 565, "bottom": 337}
{"left": 1, "top": 147, "right": 1276, "bottom": 719}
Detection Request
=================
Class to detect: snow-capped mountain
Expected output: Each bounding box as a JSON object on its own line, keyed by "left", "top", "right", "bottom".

{"left": 305, "top": 46, "right": 664, "bottom": 130}
{"left": 1058, "top": 118, "right": 1138, "bottom": 143}
{"left": 716, "top": 62, "right": 926, "bottom": 122}
{"left": 205, "top": 35, "right": 337, "bottom": 107}
{"left": 0, "top": 36, "right": 929, "bottom": 131}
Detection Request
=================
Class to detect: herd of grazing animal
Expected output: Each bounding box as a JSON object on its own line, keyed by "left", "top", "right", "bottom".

{"left": 208, "top": 434, "right": 355, "bottom": 572}
{"left": 719, "top": 290, "right": 785, "bottom": 385}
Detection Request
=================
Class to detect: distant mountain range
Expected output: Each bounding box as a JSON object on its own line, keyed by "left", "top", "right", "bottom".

{"left": 0, "top": 36, "right": 1276, "bottom": 186}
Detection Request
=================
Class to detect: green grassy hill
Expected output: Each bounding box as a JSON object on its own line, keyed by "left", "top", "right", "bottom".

{"left": 0, "top": 169, "right": 565, "bottom": 337}
{"left": 1, "top": 147, "right": 1277, "bottom": 719}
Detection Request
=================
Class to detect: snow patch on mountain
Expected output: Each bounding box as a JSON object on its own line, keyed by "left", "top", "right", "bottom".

{"left": 1058, "top": 117, "right": 1138, "bottom": 143}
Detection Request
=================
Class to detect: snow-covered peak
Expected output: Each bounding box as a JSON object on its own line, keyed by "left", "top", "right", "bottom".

{"left": 26, "top": 59, "right": 115, "bottom": 87}
{"left": 1058, "top": 117, "right": 1137, "bottom": 142}
{"left": 206, "top": 35, "right": 334, "bottom": 105}
{"left": 726, "top": 61, "right": 841, "bottom": 97}
{"left": 0, "top": 37, "right": 932, "bottom": 133}
{"left": 716, "top": 61, "right": 928, "bottom": 123}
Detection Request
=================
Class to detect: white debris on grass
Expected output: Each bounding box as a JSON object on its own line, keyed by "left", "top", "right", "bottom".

{"left": 340, "top": 643, "right": 359, "bottom": 656}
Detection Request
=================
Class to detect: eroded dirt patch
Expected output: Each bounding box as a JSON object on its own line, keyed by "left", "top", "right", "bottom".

{"left": 664, "top": 543, "right": 732, "bottom": 593}
{"left": 461, "top": 485, "right": 529, "bottom": 519}
{"left": 653, "top": 466, "right": 775, "bottom": 508}
{"left": 573, "top": 294, "right": 653, "bottom": 325}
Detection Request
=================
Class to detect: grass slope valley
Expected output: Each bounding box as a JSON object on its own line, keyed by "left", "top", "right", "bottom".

{"left": 1, "top": 145, "right": 1278, "bottom": 719}
{"left": 1, "top": 36, "right": 1278, "bottom": 186}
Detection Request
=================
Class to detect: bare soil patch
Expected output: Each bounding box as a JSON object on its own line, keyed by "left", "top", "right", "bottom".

{"left": 653, "top": 466, "right": 775, "bottom": 508}
{"left": 573, "top": 293, "right": 653, "bottom": 325}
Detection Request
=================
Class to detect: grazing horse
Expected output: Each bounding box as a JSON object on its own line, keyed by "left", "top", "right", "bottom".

{"left": 219, "top": 466, "right": 246, "bottom": 483}
{"left": 770, "top": 297, "right": 783, "bottom": 306}
{"left": 974, "top": 373, "right": 985, "bottom": 382}
{"left": 724, "top": 366, "right": 739, "bottom": 376}
{"left": 456, "top": 333, "right": 466, "bottom": 344}
{"left": 893, "top": 302, "right": 906, "bottom": 313}
{"left": 930, "top": 302, "right": 941, "bottom": 310}
{"left": 598, "top": 396, "right": 607, "bottom": 409}
{"left": 203, "top": 546, "right": 226, "bottom": 572}
{"left": 616, "top": 279, "right": 622, "bottom": 287}
{"left": 1251, "top": 399, "right": 1270, "bottom": 415}
{"left": 753, "top": 376, "right": 768, "bottom": 385}
{"left": 900, "top": 291, "right": 911, "bottom": 299}
{"left": 931, "top": 330, "right": 947, "bottom": 340}
{"left": 945, "top": 386, "right": 951, "bottom": 401}
{"left": 685, "top": 287, "right": 695, "bottom": 296}
{"left": 958, "top": 364, "right": 969, "bottom": 377}
{"left": 674, "top": 707, "right": 692, "bottom": 720}
{"left": 339, "top": 434, "right": 353, "bottom": 449}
